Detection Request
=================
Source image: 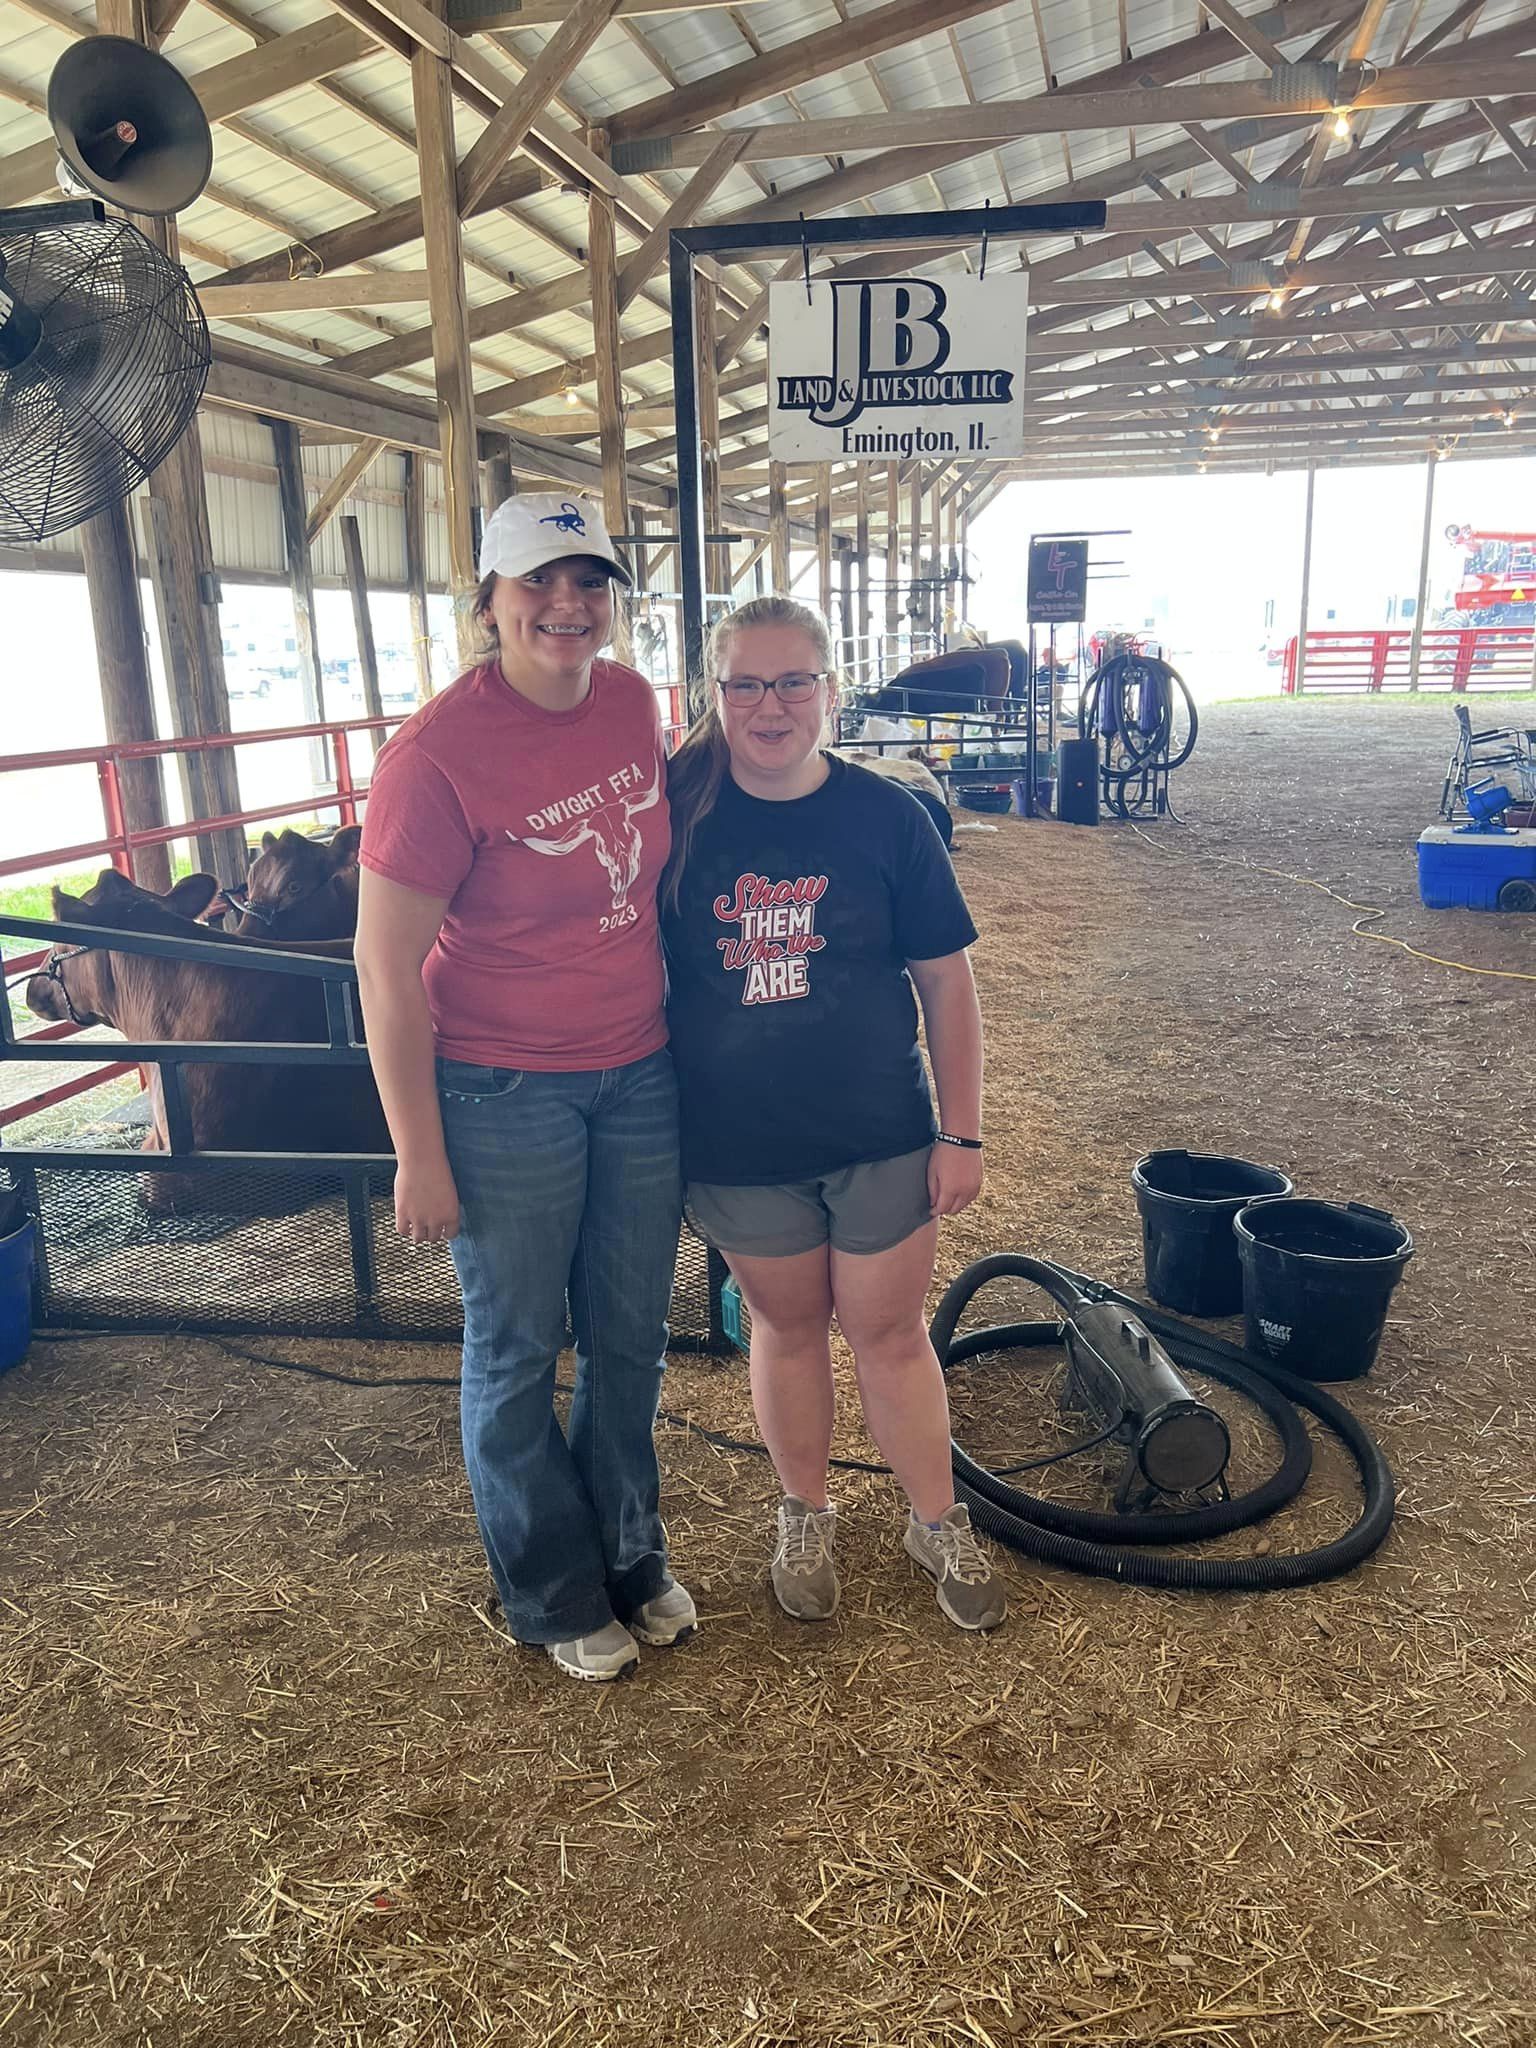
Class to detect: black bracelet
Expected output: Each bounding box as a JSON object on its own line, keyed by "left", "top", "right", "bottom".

{"left": 936, "top": 1132, "right": 983, "bottom": 1150}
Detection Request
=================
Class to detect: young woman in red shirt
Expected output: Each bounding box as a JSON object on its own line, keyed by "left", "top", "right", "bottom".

{"left": 355, "top": 495, "right": 693, "bottom": 1683}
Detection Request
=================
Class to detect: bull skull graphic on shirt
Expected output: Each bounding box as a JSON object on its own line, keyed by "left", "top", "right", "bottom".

{"left": 516, "top": 764, "right": 661, "bottom": 911}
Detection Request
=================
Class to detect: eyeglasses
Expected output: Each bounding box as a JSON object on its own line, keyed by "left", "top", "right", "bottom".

{"left": 715, "top": 671, "right": 828, "bottom": 706}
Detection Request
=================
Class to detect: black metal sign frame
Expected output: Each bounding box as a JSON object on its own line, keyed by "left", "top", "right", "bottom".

{"left": 667, "top": 203, "right": 1108, "bottom": 687}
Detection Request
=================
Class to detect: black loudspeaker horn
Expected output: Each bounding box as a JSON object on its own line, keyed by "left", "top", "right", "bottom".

{"left": 47, "top": 36, "right": 212, "bottom": 218}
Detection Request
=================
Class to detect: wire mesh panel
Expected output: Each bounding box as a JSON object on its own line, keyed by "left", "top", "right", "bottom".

{"left": 6, "top": 1157, "right": 723, "bottom": 1351}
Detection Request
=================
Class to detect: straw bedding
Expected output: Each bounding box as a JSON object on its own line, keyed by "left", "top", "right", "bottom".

{"left": 1, "top": 695, "right": 1532, "bottom": 2046}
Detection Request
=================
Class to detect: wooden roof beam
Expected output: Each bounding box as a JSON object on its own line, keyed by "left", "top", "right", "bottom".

{"left": 1474, "top": 100, "right": 1536, "bottom": 174}
{"left": 304, "top": 440, "right": 389, "bottom": 544}
{"left": 716, "top": 0, "right": 1359, "bottom": 222}
{"left": 461, "top": 0, "right": 778, "bottom": 20}
{"left": 607, "top": 0, "right": 1013, "bottom": 145}
{"left": 623, "top": 60, "right": 1536, "bottom": 166}
{"left": 455, "top": 0, "right": 621, "bottom": 218}
{"left": 1197, "top": 0, "right": 1291, "bottom": 70}
{"left": 332, "top": 133, "right": 751, "bottom": 385}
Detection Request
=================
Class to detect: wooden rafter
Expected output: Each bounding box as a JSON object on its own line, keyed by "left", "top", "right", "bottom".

{"left": 305, "top": 440, "right": 389, "bottom": 544}
{"left": 455, "top": 0, "right": 621, "bottom": 217}
{"left": 625, "top": 60, "right": 1536, "bottom": 165}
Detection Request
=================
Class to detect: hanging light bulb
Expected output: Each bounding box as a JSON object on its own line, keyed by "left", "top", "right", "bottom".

{"left": 1267, "top": 287, "right": 1285, "bottom": 311}
{"left": 564, "top": 382, "right": 583, "bottom": 409}
{"left": 1504, "top": 410, "right": 1517, "bottom": 428}
{"left": 1206, "top": 423, "right": 1221, "bottom": 440}
{"left": 1331, "top": 109, "right": 1351, "bottom": 140}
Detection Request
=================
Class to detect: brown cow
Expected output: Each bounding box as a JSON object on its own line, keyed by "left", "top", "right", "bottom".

{"left": 25, "top": 869, "right": 387, "bottom": 1209}
{"left": 226, "top": 824, "right": 361, "bottom": 939}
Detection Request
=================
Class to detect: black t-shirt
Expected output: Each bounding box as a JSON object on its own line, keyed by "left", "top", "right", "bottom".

{"left": 663, "top": 755, "right": 978, "bottom": 1184}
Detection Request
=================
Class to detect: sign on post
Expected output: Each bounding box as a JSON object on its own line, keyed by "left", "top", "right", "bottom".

{"left": 767, "top": 275, "right": 1028, "bottom": 464}
{"left": 1027, "top": 537, "right": 1088, "bottom": 624}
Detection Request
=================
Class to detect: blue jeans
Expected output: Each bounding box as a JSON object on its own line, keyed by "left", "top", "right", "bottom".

{"left": 438, "top": 1047, "right": 681, "bottom": 1644}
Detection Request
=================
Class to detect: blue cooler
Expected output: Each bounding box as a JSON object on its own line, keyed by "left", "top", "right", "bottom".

{"left": 1416, "top": 825, "right": 1536, "bottom": 912}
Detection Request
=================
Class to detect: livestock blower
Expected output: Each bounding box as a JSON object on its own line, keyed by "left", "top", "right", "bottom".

{"left": 1077, "top": 644, "right": 1199, "bottom": 819}
{"left": 930, "top": 1254, "right": 1395, "bottom": 1590}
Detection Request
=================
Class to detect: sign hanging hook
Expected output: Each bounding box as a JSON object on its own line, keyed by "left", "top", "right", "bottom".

{"left": 978, "top": 198, "right": 991, "bottom": 282}
{"left": 798, "top": 212, "right": 813, "bottom": 306}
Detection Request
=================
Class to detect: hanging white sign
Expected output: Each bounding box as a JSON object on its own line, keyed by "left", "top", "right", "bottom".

{"left": 766, "top": 274, "right": 1028, "bottom": 464}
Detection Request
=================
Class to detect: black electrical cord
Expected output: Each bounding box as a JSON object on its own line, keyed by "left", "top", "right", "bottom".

{"left": 31, "top": 1263, "right": 1397, "bottom": 1592}
{"left": 28, "top": 1330, "right": 1118, "bottom": 1476}
{"left": 929, "top": 1255, "right": 1396, "bottom": 1590}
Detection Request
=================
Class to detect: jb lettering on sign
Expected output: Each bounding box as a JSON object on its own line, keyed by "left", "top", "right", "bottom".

{"left": 767, "top": 275, "right": 1029, "bottom": 465}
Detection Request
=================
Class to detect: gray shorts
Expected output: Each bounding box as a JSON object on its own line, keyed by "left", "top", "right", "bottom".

{"left": 685, "top": 1146, "right": 934, "bottom": 1259}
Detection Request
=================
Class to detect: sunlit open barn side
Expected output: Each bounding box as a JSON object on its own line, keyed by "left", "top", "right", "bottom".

{"left": 2, "top": 0, "right": 1534, "bottom": 2042}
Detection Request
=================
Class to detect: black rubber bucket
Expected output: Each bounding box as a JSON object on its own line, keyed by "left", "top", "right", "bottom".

{"left": 1233, "top": 1198, "right": 1413, "bottom": 1382}
{"left": 1131, "top": 1149, "right": 1293, "bottom": 1317}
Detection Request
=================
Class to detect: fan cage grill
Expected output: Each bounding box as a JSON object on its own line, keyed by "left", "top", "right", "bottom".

{"left": 0, "top": 213, "right": 209, "bottom": 543}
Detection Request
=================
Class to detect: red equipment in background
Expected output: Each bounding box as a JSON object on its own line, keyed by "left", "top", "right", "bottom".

{"left": 1446, "top": 527, "right": 1536, "bottom": 627}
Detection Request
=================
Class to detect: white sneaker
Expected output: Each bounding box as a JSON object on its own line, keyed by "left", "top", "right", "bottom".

{"left": 630, "top": 1578, "right": 698, "bottom": 1646}
{"left": 545, "top": 1619, "right": 639, "bottom": 1682}
{"left": 771, "top": 1497, "right": 840, "bottom": 1620}
{"left": 904, "top": 1503, "right": 1007, "bottom": 1631}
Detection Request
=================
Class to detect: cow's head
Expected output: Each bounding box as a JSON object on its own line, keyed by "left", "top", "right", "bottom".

{"left": 229, "top": 826, "right": 362, "bottom": 936}
{"left": 24, "top": 869, "right": 221, "bottom": 1026}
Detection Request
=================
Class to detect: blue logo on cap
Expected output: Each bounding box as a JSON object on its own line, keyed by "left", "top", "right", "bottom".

{"left": 539, "top": 502, "right": 588, "bottom": 537}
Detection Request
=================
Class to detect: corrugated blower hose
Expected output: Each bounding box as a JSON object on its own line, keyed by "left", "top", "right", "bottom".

{"left": 931, "top": 1255, "right": 1395, "bottom": 1591}
{"left": 1078, "top": 651, "right": 1199, "bottom": 819}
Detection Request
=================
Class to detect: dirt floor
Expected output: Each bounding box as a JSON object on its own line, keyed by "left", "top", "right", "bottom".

{"left": 2, "top": 693, "right": 1533, "bottom": 2048}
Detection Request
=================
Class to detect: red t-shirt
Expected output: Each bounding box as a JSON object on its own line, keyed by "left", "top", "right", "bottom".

{"left": 359, "top": 660, "right": 671, "bottom": 1070}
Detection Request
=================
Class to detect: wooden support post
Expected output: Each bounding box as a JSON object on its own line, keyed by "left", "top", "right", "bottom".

{"left": 907, "top": 466, "right": 923, "bottom": 644}
{"left": 269, "top": 416, "right": 327, "bottom": 755}
{"left": 138, "top": 496, "right": 241, "bottom": 882}
{"left": 816, "top": 468, "right": 833, "bottom": 625}
{"left": 78, "top": 500, "right": 173, "bottom": 893}
{"left": 1407, "top": 454, "right": 1437, "bottom": 694}
{"left": 341, "top": 515, "right": 384, "bottom": 721}
{"left": 768, "top": 461, "right": 790, "bottom": 591}
{"left": 884, "top": 463, "right": 900, "bottom": 669}
{"left": 403, "top": 451, "right": 435, "bottom": 702}
{"left": 481, "top": 437, "right": 514, "bottom": 516}
{"left": 838, "top": 541, "right": 854, "bottom": 677}
{"left": 696, "top": 275, "right": 726, "bottom": 604}
{"left": 855, "top": 483, "right": 871, "bottom": 689}
{"left": 413, "top": 0, "right": 481, "bottom": 667}
{"left": 587, "top": 133, "right": 632, "bottom": 663}
{"left": 929, "top": 468, "right": 944, "bottom": 645}
{"left": 147, "top": 420, "right": 246, "bottom": 884}
{"left": 630, "top": 507, "right": 650, "bottom": 602}
{"left": 97, "top": 0, "right": 244, "bottom": 882}
{"left": 1294, "top": 465, "right": 1316, "bottom": 697}
{"left": 940, "top": 479, "right": 960, "bottom": 644}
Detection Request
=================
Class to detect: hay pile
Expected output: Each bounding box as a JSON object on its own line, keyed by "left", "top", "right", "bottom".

{"left": 1, "top": 696, "right": 1532, "bottom": 2046}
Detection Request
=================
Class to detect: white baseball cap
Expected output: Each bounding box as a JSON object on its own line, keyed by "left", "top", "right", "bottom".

{"left": 477, "top": 492, "right": 632, "bottom": 587}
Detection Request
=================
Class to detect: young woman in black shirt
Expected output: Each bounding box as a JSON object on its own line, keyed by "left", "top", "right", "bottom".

{"left": 662, "top": 596, "right": 1006, "bottom": 1632}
